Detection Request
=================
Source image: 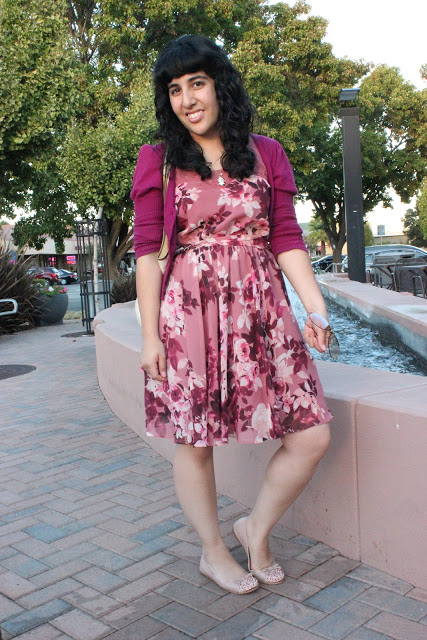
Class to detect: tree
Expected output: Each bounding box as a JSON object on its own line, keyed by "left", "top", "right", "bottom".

{"left": 403, "top": 205, "right": 426, "bottom": 246}
{"left": 417, "top": 178, "right": 427, "bottom": 240}
{"left": 11, "top": 0, "right": 265, "bottom": 267}
{"left": 0, "top": 0, "right": 74, "bottom": 218}
{"left": 364, "top": 223, "right": 375, "bottom": 246}
{"left": 298, "top": 66, "right": 427, "bottom": 262}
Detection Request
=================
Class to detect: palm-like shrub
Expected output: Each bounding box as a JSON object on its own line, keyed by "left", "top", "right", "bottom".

{"left": 0, "top": 237, "right": 39, "bottom": 334}
{"left": 111, "top": 271, "right": 137, "bottom": 304}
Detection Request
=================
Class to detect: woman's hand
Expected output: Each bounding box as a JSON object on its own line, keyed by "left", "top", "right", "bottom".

{"left": 303, "top": 316, "right": 329, "bottom": 354}
{"left": 140, "top": 336, "right": 167, "bottom": 382}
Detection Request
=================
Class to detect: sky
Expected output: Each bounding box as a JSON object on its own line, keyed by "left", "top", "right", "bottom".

{"left": 283, "top": 0, "right": 426, "bottom": 233}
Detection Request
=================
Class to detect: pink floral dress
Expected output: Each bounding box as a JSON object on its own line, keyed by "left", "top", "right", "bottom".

{"left": 144, "top": 149, "right": 332, "bottom": 446}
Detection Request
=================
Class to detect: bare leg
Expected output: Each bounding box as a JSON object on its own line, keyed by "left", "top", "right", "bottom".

{"left": 173, "top": 444, "right": 248, "bottom": 581}
{"left": 245, "top": 423, "right": 331, "bottom": 569}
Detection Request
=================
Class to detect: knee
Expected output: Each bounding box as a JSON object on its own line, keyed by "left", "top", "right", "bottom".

{"left": 283, "top": 423, "right": 331, "bottom": 462}
{"left": 174, "top": 444, "right": 213, "bottom": 467}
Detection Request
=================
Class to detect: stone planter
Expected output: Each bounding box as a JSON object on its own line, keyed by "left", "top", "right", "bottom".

{"left": 34, "top": 294, "right": 69, "bottom": 326}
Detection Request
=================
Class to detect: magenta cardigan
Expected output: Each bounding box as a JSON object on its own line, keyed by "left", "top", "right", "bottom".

{"left": 130, "top": 133, "right": 307, "bottom": 298}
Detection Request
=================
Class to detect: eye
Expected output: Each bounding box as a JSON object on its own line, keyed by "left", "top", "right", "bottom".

{"left": 193, "top": 81, "right": 204, "bottom": 88}
{"left": 169, "top": 87, "right": 180, "bottom": 96}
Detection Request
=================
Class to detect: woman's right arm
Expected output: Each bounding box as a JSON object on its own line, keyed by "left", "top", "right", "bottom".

{"left": 136, "top": 253, "right": 167, "bottom": 382}
{"left": 130, "top": 144, "right": 167, "bottom": 382}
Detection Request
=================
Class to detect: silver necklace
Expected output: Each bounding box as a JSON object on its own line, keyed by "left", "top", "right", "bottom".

{"left": 206, "top": 154, "right": 226, "bottom": 186}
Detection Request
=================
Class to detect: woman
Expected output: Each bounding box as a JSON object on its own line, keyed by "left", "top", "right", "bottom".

{"left": 131, "top": 35, "right": 333, "bottom": 595}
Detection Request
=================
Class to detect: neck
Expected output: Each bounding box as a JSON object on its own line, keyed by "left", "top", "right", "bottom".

{"left": 190, "top": 134, "right": 224, "bottom": 169}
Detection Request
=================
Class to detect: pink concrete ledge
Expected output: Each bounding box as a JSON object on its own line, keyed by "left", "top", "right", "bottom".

{"left": 94, "top": 301, "right": 427, "bottom": 590}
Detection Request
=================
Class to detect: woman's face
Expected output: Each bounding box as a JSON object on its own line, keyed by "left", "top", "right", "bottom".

{"left": 168, "top": 72, "right": 220, "bottom": 142}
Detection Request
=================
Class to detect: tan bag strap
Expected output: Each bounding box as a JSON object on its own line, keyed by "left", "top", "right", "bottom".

{"left": 162, "top": 162, "right": 171, "bottom": 201}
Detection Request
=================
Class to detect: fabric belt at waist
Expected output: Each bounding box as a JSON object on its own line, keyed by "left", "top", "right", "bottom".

{"left": 174, "top": 236, "right": 269, "bottom": 256}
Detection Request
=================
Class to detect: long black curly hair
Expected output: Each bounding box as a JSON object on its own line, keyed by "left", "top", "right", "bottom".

{"left": 153, "top": 35, "right": 256, "bottom": 181}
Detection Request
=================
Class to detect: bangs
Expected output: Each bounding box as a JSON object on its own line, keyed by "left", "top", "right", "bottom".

{"left": 154, "top": 37, "right": 221, "bottom": 86}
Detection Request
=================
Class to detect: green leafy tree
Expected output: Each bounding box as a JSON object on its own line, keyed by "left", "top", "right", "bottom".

{"left": 364, "top": 223, "right": 375, "bottom": 246}
{"left": 417, "top": 178, "right": 427, "bottom": 240}
{"left": 0, "top": 0, "right": 74, "bottom": 218}
{"left": 403, "top": 205, "right": 426, "bottom": 246}
{"left": 298, "top": 66, "right": 427, "bottom": 262}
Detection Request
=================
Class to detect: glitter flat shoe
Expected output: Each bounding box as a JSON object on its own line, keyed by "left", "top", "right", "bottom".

{"left": 199, "top": 554, "right": 259, "bottom": 595}
{"left": 233, "top": 516, "right": 285, "bottom": 585}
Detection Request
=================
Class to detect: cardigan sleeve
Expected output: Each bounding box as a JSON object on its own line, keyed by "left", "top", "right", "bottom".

{"left": 269, "top": 141, "right": 308, "bottom": 258}
{"left": 130, "top": 144, "right": 164, "bottom": 259}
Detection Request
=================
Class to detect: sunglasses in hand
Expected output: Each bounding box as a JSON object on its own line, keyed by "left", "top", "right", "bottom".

{"left": 306, "top": 312, "right": 340, "bottom": 361}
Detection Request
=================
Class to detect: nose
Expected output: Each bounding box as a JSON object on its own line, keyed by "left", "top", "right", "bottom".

{"left": 181, "top": 87, "right": 196, "bottom": 110}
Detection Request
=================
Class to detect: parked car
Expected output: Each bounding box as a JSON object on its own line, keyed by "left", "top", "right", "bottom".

{"left": 342, "top": 244, "right": 427, "bottom": 272}
{"left": 27, "top": 267, "right": 60, "bottom": 284}
{"left": 57, "top": 269, "right": 79, "bottom": 285}
{"left": 311, "top": 255, "right": 346, "bottom": 273}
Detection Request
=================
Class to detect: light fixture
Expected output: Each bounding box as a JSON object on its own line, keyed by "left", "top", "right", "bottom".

{"left": 339, "top": 88, "right": 360, "bottom": 102}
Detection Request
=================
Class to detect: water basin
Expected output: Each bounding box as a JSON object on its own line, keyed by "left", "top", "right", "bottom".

{"left": 286, "top": 279, "right": 427, "bottom": 377}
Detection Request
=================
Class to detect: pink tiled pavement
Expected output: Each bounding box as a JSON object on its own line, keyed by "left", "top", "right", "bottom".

{"left": 0, "top": 320, "right": 426, "bottom": 639}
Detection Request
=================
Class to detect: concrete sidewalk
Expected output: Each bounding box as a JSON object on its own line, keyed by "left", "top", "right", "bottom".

{"left": 0, "top": 322, "right": 426, "bottom": 640}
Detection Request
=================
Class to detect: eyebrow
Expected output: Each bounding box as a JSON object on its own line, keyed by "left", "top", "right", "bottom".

{"left": 167, "top": 74, "right": 208, "bottom": 89}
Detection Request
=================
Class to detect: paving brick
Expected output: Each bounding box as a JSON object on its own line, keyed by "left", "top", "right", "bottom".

{"left": 294, "top": 543, "right": 339, "bottom": 566}
{"left": 204, "top": 588, "right": 269, "bottom": 621}
{"left": 82, "top": 548, "right": 134, "bottom": 572}
{"left": 91, "top": 532, "right": 138, "bottom": 554}
{"left": 31, "top": 560, "right": 91, "bottom": 588}
{"left": 109, "top": 570, "right": 172, "bottom": 603}
{"left": 0, "top": 571, "right": 38, "bottom": 598}
{"left": 345, "top": 628, "right": 393, "bottom": 640}
{"left": 309, "top": 600, "right": 379, "bottom": 639}
{"left": 356, "top": 586, "right": 427, "bottom": 621}
{"left": 152, "top": 601, "right": 219, "bottom": 637}
{"left": 254, "top": 618, "right": 322, "bottom": 639}
{"left": 62, "top": 586, "right": 100, "bottom": 607}
{"left": 264, "top": 576, "right": 320, "bottom": 602}
{"left": 1, "top": 598, "right": 73, "bottom": 636}
{"left": 254, "top": 593, "right": 326, "bottom": 629}
{"left": 166, "top": 541, "right": 202, "bottom": 561}
{"left": 156, "top": 578, "right": 221, "bottom": 610}
{"left": 73, "top": 566, "right": 128, "bottom": 593}
{"left": 269, "top": 538, "right": 308, "bottom": 559}
{"left": 101, "top": 592, "right": 170, "bottom": 629}
{"left": 118, "top": 552, "right": 174, "bottom": 580}
{"left": 407, "top": 588, "right": 427, "bottom": 603}
{"left": 78, "top": 594, "right": 121, "bottom": 617}
{"left": 6, "top": 624, "right": 64, "bottom": 640}
{"left": 53, "top": 528, "right": 102, "bottom": 550}
{"left": 2, "top": 553, "right": 49, "bottom": 578}
{"left": 365, "top": 611, "right": 427, "bottom": 640}
{"left": 23, "top": 524, "right": 69, "bottom": 543}
{"left": 302, "top": 556, "right": 360, "bottom": 588}
{"left": 132, "top": 520, "right": 183, "bottom": 544}
{"left": 304, "top": 577, "right": 368, "bottom": 613}
{"left": 97, "top": 518, "right": 141, "bottom": 537}
{"left": 150, "top": 629, "right": 192, "bottom": 640}
{"left": 42, "top": 542, "right": 99, "bottom": 567}
{"left": 0, "top": 594, "right": 24, "bottom": 623}
{"left": 281, "top": 558, "right": 313, "bottom": 579}
{"left": 12, "top": 537, "right": 53, "bottom": 559}
{"left": 103, "top": 615, "right": 166, "bottom": 640}
{"left": 161, "top": 558, "right": 211, "bottom": 586}
{"left": 0, "top": 531, "right": 29, "bottom": 548}
{"left": 51, "top": 609, "right": 112, "bottom": 640}
{"left": 199, "top": 608, "right": 273, "bottom": 640}
{"left": 346, "top": 565, "right": 413, "bottom": 595}
{"left": 17, "top": 578, "right": 81, "bottom": 609}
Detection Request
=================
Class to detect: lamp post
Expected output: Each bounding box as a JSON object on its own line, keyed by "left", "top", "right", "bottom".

{"left": 339, "top": 88, "right": 365, "bottom": 282}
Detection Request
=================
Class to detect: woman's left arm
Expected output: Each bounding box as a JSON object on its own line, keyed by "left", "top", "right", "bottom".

{"left": 277, "top": 250, "right": 329, "bottom": 353}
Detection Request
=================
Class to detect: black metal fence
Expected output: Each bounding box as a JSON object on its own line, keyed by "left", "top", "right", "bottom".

{"left": 75, "top": 219, "right": 111, "bottom": 333}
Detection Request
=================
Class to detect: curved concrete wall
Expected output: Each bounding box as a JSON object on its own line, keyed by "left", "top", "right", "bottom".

{"left": 94, "top": 301, "right": 427, "bottom": 590}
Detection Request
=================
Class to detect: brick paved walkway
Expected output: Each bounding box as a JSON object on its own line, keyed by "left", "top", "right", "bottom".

{"left": 1, "top": 321, "right": 426, "bottom": 640}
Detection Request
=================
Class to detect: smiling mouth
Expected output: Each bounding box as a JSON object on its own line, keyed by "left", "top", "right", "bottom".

{"left": 187, "top": 110, "right": 203, "bottom": 123}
